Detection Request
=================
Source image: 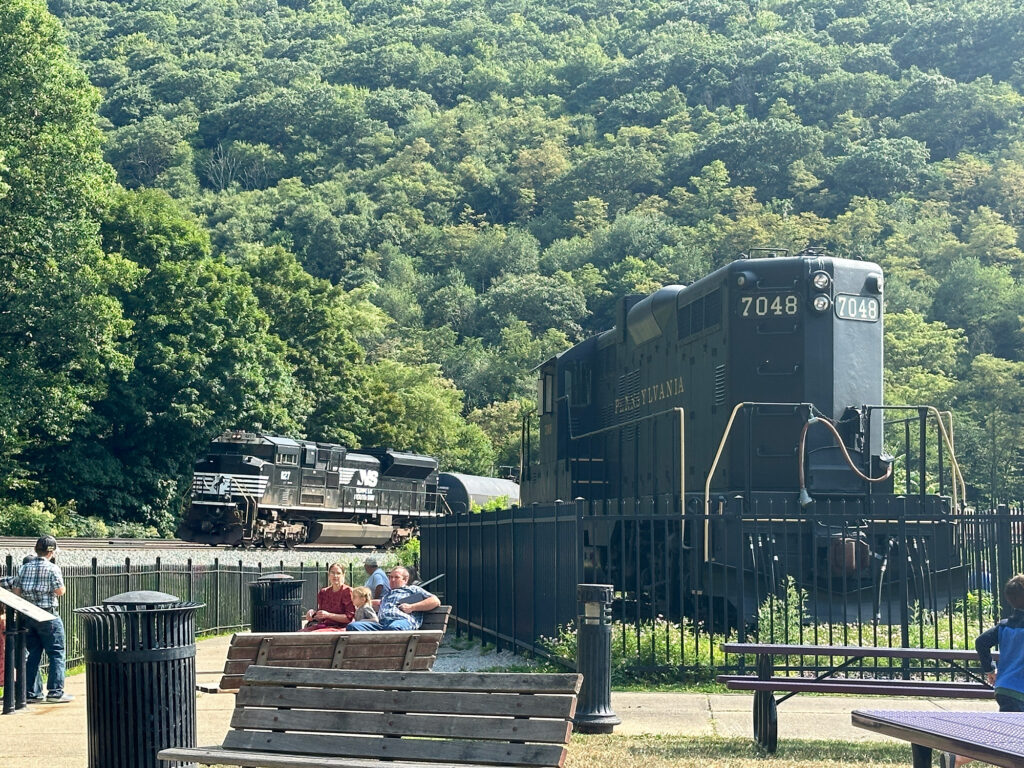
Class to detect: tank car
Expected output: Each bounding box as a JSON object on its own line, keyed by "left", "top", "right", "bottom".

{"left": 180, "top": 431, "right": 444, "bottom": 547}
{"left": 521, "top": 248, "right": 965, "bottom": 621}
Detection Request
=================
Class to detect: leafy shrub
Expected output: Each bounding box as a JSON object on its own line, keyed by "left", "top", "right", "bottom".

{"left": 0, "top": 501, "right": 55, "bottom": 536}
{"left": 392, "top": 536, "right": 420, "bottom": 568}
{"left": 470, "top": 495, "right": 509, "bottom": 512}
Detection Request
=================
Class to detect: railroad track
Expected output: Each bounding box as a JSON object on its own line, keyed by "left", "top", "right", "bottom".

{"left": 0, "top": 536, "right": 365, "bottom": 552}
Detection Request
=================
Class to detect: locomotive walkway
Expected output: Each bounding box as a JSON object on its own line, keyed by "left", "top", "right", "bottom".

{"left": 0, "top": 635, "right": 996, "bottom": 766}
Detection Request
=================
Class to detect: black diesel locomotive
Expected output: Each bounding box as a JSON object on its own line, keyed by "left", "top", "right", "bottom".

{"left": 521, "top": 248, "right": 964, "bottom": 620}
{"left": 180, "top": 431, "right": 445, "bottom": 547}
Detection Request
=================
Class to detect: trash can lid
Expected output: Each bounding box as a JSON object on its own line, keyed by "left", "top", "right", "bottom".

{"left": 256, "top": 573, "right": 294, "bottom": 581}
{"left": 102, "top": 590, "right": 181, "bottom": 608}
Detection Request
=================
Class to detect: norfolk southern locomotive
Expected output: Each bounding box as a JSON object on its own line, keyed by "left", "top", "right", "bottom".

{"left": 521, "top": 248, "right": 965, "bottom": 620}
{"left": 181, "top": 431, "right": 445, "bottom": 547}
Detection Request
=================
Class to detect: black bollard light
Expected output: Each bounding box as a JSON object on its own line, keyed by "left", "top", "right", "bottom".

{"left": 573, "top": 583, "right": 620, "bottom": 734}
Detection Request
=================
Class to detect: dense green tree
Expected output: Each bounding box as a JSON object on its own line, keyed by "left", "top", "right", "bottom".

{"left": 0, "top": 0, "right": 131, "bottom": 494}
{"left": 13, "top": 0, "right": 1024, "bottom": 512}
{"left": 33, "top": 189, "right": 303, "bottom": 530}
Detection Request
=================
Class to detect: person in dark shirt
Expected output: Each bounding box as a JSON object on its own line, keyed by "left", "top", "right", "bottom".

{"left": 943, "top": 573, "right": 1024, "bottom": 768}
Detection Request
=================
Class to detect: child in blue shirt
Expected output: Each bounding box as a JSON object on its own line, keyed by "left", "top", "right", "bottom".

{"left": 944, "top": 573, "right": 1024, "bottom": 768}
{"left": 976, "top": 573, "right": 1024, "bottom": 711}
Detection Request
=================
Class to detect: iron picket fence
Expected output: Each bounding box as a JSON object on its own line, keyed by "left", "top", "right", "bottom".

{"left": 0, "top": 556, "right": 357, "bottom": 669}
{"left": 420, "top": 500, "right": 1024, "bottom": 680}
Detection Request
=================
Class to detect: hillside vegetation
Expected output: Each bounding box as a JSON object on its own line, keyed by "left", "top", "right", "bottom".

{"left": 3, "top": 0, "right": 1024, "bottom": 531}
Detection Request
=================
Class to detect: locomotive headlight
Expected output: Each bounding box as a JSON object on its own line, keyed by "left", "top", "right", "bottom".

{"left": 811, "top": 271, "right": 831, "bottom": 291}
{"left": 812, "top": 295, "right": 831, "bottom": 313}
{"left": 735, "top": 270, "right": 757, "bottom": 287}
{"left": 867, "top": 273, "right": 883, "bottom": 293}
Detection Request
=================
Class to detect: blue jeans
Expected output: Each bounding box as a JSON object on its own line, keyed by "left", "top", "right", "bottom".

{"left": 25, "top": 614, "right": 66, "bottom": 698}
{"left": 347, "top": 618, "right": 417, "bottom": 631}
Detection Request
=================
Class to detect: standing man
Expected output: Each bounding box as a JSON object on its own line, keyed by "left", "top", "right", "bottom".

{"left": 363, "top": 557, "right": 390, "bottom": 600}
{"left": 348, "top": 566, "right": 439, "bottom": 631}
{"left": 12, "top": 536, "right": 72, "bottom": 703}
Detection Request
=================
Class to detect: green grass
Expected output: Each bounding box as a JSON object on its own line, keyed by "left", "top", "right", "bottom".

{"left": 565, "top": 735, "right": 910, "bottom": 768}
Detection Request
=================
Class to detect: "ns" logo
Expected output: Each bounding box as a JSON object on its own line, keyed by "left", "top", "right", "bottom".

{"left": 357, "top": 469, "right": 379, "bottom": 487}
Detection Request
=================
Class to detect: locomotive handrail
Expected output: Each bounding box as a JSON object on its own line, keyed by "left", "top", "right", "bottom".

{"left": 702, "top": 402, "right": 816, "bottom": 561}
{"left": 864, "top": 404, "right": 966, "bottom": 513}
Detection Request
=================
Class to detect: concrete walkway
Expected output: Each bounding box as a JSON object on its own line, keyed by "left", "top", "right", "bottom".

{"left": 0, "top": 635, "right": 995, "bottom": 766}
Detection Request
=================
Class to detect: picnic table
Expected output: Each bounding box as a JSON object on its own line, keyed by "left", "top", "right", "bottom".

{"left": 719, "top": 642, "right": 996, "bottom": 752}
{"left": 852, "top": 710, "right": 1024, "bottom": 768}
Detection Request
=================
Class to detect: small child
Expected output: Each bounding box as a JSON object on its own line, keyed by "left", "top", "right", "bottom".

{"left": 352, "top": 586, "right": 378, "bottom": 623}
{"left": 944, "top": 573, "right": 1024, "bottom": 768}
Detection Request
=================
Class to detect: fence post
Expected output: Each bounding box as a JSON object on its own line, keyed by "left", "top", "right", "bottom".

{"left": 214, "top": 557, "right": 221, "bottom": 632}
{"left": 995, "top": 504, "right": 1013, "bottom": 614}
{"left": 898, "top": 511, "right": 911, "bottom": 677}
{"left": 155, "top": 556, "right": 162, "bottom": 593}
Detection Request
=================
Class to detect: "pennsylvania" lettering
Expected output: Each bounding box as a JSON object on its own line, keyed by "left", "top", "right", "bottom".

{"left": 615, "top": 376, "right": 685, "bottom": 414}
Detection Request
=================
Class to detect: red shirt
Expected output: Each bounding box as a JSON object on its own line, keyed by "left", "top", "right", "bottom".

{"left": 310, "top": 585, "right": 355, "bottom": 629}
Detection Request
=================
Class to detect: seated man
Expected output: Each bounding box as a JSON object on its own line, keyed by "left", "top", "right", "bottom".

{"left": 347, "top": 566, "right": 439, "bottom": 631}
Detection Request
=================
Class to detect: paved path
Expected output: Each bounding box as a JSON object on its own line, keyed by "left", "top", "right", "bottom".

{"left": 0, "top": 635, "right": 996, "bottom": 766}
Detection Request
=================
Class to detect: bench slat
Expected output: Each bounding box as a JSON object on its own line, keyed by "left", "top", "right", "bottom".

{"left": 721, "top": 643, "right": 997, "bottom": 662}
{"left": 228, "top": 640, "right": 442, "bottom": 662}
{"left": 221, "top": 731, "right": 569, "bottom": 768}
{"left": 226, "top": 655, "right": 434, "bottom": 671}
{"left": 718, "top": 675, "right": 990, "bottom": 691}
{"left": 230, "top": 631, "right": 444, "bottom": 649}
{"left": 227, "top": 643, "right": 440, "bottom": 666}
{"left": 243, "top": 667, "right": 583, "bottom": 695}
{"left": 231, "top": 708, "right": 573, "bottom": 744}
{"left": 719, "top": 678, "right": 994, "bottom": 697}
{"left": 159, "top": 747, "right": 551, "bottom": 768}
{"left": 236, "top": 684, "right": 579, "bottom": 719}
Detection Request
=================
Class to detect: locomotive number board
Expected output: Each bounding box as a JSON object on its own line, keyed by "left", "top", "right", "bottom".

{"left": 835, "top": 294, "right": 880, "bottom": 322}
{"left": 737, "top": 293, "right": 800, "bottom": 318}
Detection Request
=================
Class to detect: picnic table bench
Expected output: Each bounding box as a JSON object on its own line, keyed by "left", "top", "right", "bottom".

{"left": 207, "top": 605, "right": 451, "bottom": 692}
{"left": 160, "top": 665, "right": 583, "bottom": 768}
{"left": 852, "top": 710, "right": 1024, "bottom": 767}
{"left": 718, "top": 642, "right": 997, "bottom": 752}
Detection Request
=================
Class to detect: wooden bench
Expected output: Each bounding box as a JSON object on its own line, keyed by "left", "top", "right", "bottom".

{"left": 852, "top": 710, "right": 1024, "bottom": 767}
{"left": 161, "top": 665, "right": 583, "bottom": 768}
{"left": 208, "top": 606, "right": 451, "bottom": 692}
{"left": 719, "top": 642, "right": 997, "bottom": 752}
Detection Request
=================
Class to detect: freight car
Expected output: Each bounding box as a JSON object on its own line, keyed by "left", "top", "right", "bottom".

{"left": 180, "top": 431, "right": 455, "bottom": 548}
{"left": 521, "top": 248, "right": 966, "bottom": 621}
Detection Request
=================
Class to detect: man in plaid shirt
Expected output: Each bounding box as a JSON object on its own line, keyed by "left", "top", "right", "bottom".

{"left": 12, "top": 535, "right": 72, "bottom": 703}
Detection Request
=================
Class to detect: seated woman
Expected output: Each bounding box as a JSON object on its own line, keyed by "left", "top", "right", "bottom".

{"left": 301, "top": 562, "right": 355, "bottom": 631}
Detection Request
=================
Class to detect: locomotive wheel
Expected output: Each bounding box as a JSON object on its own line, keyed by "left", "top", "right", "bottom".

{"left": 752, "top": 691, "right": 778, "bottom": 752}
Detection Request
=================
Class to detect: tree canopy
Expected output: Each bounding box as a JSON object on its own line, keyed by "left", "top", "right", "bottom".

{"left": 5, "top": 0, "right": 1024, "bottom": 525}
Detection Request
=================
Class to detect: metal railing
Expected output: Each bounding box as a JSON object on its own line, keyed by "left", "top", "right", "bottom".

{"left": 420, "top": 499, "right": 1024, "bottom": 679}
{"left": 0, "top": 556, "right": 352, "bottom": 669}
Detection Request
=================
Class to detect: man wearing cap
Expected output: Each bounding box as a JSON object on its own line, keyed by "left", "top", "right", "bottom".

{"left": 12, "top": 535, "right": 72, "bottom": 703}
{"left": 363, "top": 557, "right": 390, "bottom": 600}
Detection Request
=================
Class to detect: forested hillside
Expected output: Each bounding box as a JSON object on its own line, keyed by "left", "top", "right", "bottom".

{"left": 3, "top": 0, "right": 1024, "bottom": 533}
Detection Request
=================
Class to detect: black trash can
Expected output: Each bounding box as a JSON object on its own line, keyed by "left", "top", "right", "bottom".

{"left": 249, "top": 573, "right": 304, "bottom": 632}
{"left": 75, "top": 591, "right": 203, "bottom": 768}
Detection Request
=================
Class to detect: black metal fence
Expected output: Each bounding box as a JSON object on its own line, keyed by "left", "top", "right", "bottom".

{"left": 0, "top": 556, "right": 352, "bottom": 668}
{"left": 420, "top": 499, "right": 1024, "bottom": 677}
